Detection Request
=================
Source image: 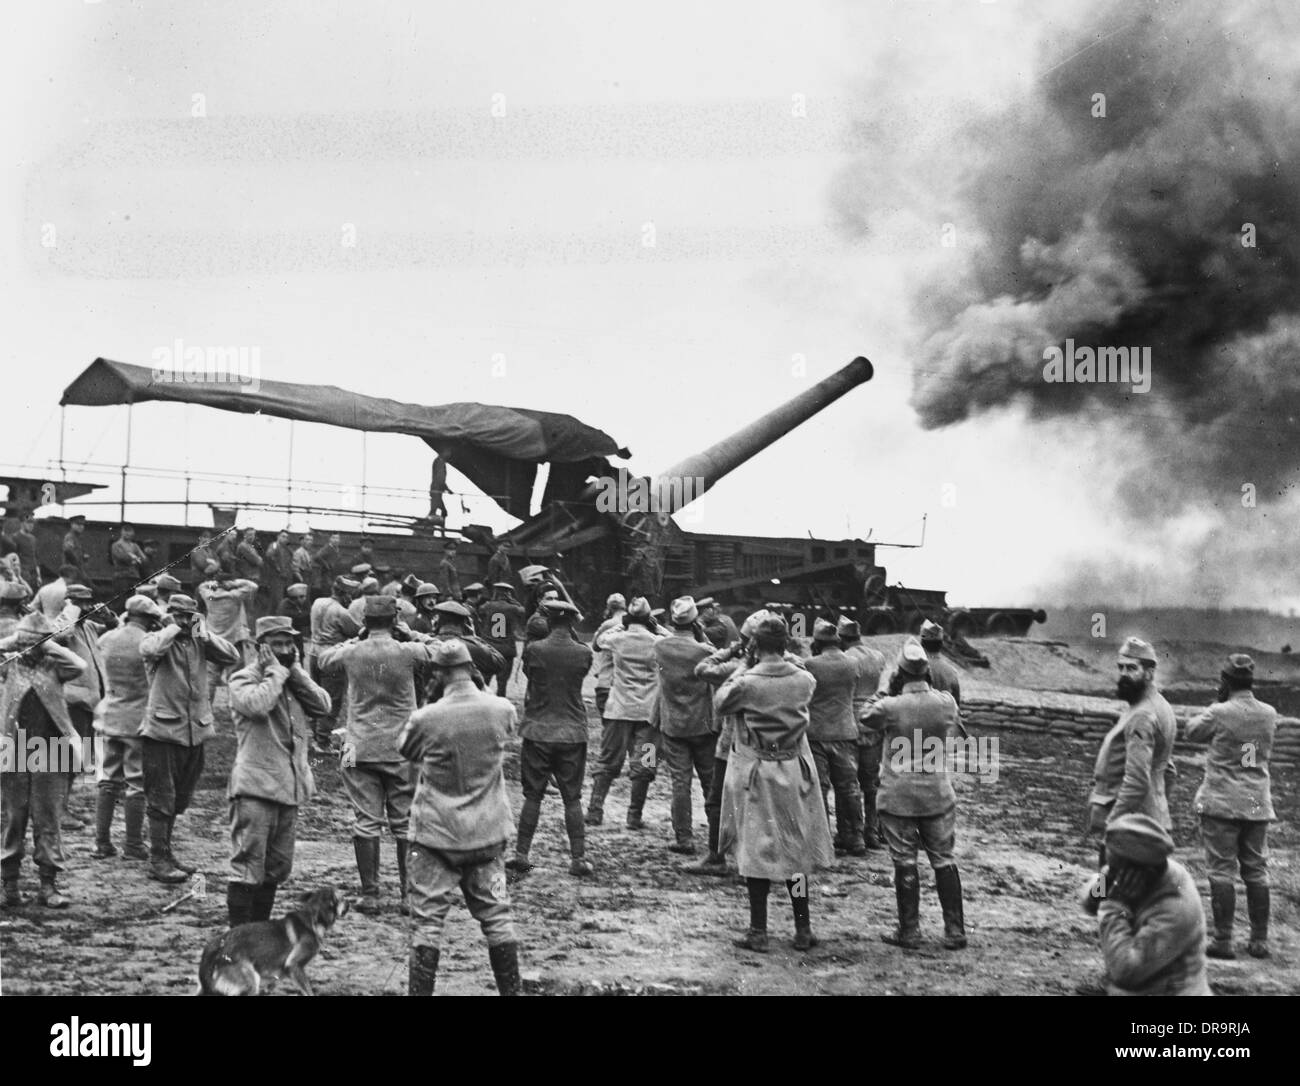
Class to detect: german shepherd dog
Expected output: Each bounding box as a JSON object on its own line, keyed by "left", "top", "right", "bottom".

{"left": 196, "top": 887, "right": 348, "bottom": 996}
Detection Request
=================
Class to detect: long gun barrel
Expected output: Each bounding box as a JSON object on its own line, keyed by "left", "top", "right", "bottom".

{"left": 651, "top": 355, "right": 873, "bottom": 513}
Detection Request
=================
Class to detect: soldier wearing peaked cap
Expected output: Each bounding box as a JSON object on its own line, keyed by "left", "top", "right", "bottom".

{"left": 1088, "top": 637, "right": 1177, "bottom": 861}
{"left": 479, "top": 583, "right": 526, "bottom": 697}
{"left": 838, "top": 616, "right": 887, "bottom": 850}
{"left": 91, "top": 595, "right": 165, "bottom": 862}
{"left": 654, "top": 596, "right": 717, "bottom": 857}
{"left": 318, "top": 591, "right": 433, "bottom": 915}
{"left": 860, "top": 638, "right": 967, "bottom": 950}
{"left": 1080, "top": 812, "right": 1209, "bottom": 996}
{"left": 223, "top": 615, "right": 332, "bottom": 927}
{"left": 424, "top": 600, "right": 505, "bottom": 700}
{"left": 1186, "top": 653, "right": 1278, "bottom": 960}
{"left": 805, "top": 618, "right": 867, "bottom": 857}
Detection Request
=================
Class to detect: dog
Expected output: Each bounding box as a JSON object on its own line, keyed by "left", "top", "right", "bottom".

{"left": 196, "top": 887, "right": 348, "bottom": 996}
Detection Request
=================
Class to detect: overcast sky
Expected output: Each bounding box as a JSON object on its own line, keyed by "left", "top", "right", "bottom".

{"left": 4, "top": 0, "right": 1275, "bottom": 613}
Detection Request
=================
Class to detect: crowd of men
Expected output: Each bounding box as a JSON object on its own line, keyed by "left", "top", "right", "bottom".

{"left": 0, "top": 517, "right": 1285, "bottom": 997}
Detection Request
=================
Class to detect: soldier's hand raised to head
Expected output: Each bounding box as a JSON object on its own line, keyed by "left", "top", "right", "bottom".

{"left": 258, "top": 643, "right": 278, "bottom": 670}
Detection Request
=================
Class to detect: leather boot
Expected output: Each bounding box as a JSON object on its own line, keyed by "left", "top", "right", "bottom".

{"left": 507, "top": 798, "right": 540, "bottom": 875}
{"left": 862, "top": 808, "right": 882, "bottom": 851}
{"left": 250, "top": 882, "right": 277, "bottom": 923}
{"left": 1245, "top": 883, "right": 1270, "bottom": 959}
{"left": 122, "top": 794, "right": 149, "bottom": 860}
{"left": 2, "top": 876, "right": 25, "bottom": 907}
{"left": 166, "top": 818, "right": 196, "bottom": 876}
{"left": 585, "top": 776, "right": 610, "bottom": 826}
{"left": 395, "top": 839, "right": 411, "bottom": 915}
{"left": 683, "top": 853, "right": 729, "bottom": 876}
{"left": 92, "top": 788, "right": 118, "bottom": 859}
{"left": 935, "top": 865, "right": 967, "bottom": 949}
{"left": 626, "top": 778, "right": 651, "bottom": 829}
{"left": 227, "top": 881, "right": 256, "bottom": 926}
{"left": 38, "top": 872, "right": 70, "bottom": 909}
{"left": 564, "top": 801, "right": 593, "bottom": 876}
{"left": 1207, "top": 879, "right": 1236, "bottom": 960}
{"left": 147, "top": 815, "right": 188, "bottom": 883}
{"left": 409, "top": 945, "right": 440, "bottom": 996}
{"left": 353, "top": 837, "right": 381, "bottom": 913}
{"left": 882, "top": 865, "right": 922, "bottom": 949}
{"left": 488, "top": 942, "right": 522, "bottom": 996}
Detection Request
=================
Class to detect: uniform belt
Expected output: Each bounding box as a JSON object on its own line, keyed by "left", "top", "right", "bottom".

{"left": 752, "top": 746, "right": 798, "bottom": 761}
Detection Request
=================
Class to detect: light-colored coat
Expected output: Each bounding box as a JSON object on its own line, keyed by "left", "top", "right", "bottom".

{"left": 96, "top": 621, "right": 152, "bottom": 738}
{"left": 1099, "top": 859, "right": 1210, "bottom": 996}
{"left": 138, "top": 625, "right": 240, "bottom": 745}
{"left": 715, "top": 658, "right": 833, "bottom": 880}
{"left": 861, "top": 681, "right": 959, "bottom": 817}
{"left": 227, "top": 658, "right": 331, "bottom": 805}
{"left": 1185, "top": 690, "right": 1277, "bottom": 822}
{"left": 598, "top": 624, "right": 664, "bottom": 722}
{"left": 0, "top": 639, "right": 85, "bottom": 752}
{"left": 399, "top": 677, "right": 516, "bottom": 851}
{"left": 318, "top": 632, "right": 431, "bottom": 762}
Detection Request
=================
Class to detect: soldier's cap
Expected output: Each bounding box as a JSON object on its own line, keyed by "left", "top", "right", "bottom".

{"left": 167, "top": 594, "right": 200, "bottom": 614}
{"left": 415, "top": 582, "right": 440, "bottom": 600}
{"left": 153, "top": 573, "right": 182, "bottom": 592}
{"left": 68, "top": 514, "right": 86, "bottom": 524}
{"left": 358, "top": 577, "right": 380, "bottom": 595}
{"left": 492, "top": 581, "right": 515, "bottom": 592}
{"left": 812, "top": 618, "right": 840, "bottom": 643}
{"left": 695, "top": 597, "right": 716, "bottom": 610}
{"left": 402, "top": 573, "right": 423, "bottom": 591}
{"left": 333, "top": 575, "right": 361, "bottom": 595}
{"left": 125, "top": 595, "right": 163, "bottom": 618}
{"left": 0, "top": 581, "right": 30, "bottom": 601}
{"left": 1222, "top": 653, "right": 1255, "bottom": 681}
{"left": 542, "top": 598, "right": 579, "bottom": 617}
{"left": 434, "top": 600, "right": 472, "bottom": 620}
{"left": 374, "top": 563, "right": 392, "bottom": 575}
{"left": 65, "top": 583, "right": 94, "bottom": 602}
{"left": 135, "top": 584, "right": 160, "bottom": 600}
{"left": 1118, "top": 636, "right": 1157, "bottom": 666}
{"left": 627, "top": 596, "right": 652, "bottom": 619}
{"left": 740, "top": 609, "right": 776, "bottom": 639}
{"left": 519, "top": 564, "right": 550, "bottom": 585}
{"left": 919, "top": 619, "right": 945, "bottom": 644}
{"left": 350, "top": 562, "right": 373, "bottom": 576}
{"left": 670, "top": 596, "right": 698, "bottom": 626}
{"left": 429, "top": 638, "right": 472, "bottom": 668}
{"left": 606, "top": 592, "right": 626, "bottom": 610}
{"left": 1105, "top": 812, "right": 1174, "bottom": 866}
{"left": 752, "top": 615, "right": 790, "bottom": 643}
{"left": 836, "top": 616, "right": 861, "bottom": 640}
{"left": 255, "top": 615, "right": 297, "bottom": 641}
{"left": 898, "top": 637, "right": 930, "bottom": 676}
{"left": 204, "top": 559, "right": 221, "bottom": 575}
{"left": 526, "top": 613, "right": 551, "bottom": 639}
{"left": 651, "top": 607, "right": 665, "bottom": 619}
{"left": 463, "top": 582, "right": 485, "bottom": 594}
{"left": 11, "top": 611, "right": 55, "bottom": 646}
{"left": 363, "top": 594, "right": 397, "bottom": 619}
{"left": 286, "top": 582, "right": 309, "bottom": 596}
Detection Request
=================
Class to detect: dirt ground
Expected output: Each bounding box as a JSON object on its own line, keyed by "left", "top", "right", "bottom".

{"left": 3, "top": 643, "right": 1298, "bottom": 996}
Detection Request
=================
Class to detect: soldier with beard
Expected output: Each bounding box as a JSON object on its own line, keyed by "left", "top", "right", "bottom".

{"left": 1088, "top": 637, "right": 1177, "bottom": 864}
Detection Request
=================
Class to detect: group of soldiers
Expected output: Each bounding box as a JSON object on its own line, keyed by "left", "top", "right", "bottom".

{"left": 0, "top": 518, "right": 1285, "bottom": 996}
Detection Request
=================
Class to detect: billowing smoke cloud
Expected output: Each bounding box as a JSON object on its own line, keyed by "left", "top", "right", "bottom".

{"left": 837, "top": 0, "right": 1300, "bottom": 608}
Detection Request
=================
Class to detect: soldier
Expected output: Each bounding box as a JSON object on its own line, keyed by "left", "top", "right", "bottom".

{"left": 463, "top": 582, "right": 486, "bottom": 615}
{"left": 838, "top": 616, "right": 887, "bottom": 850}
{"left": 12, "top": 511, "right": 40, "bottom": 590}
{"left": 92, "top": 595, "right": 163, "bottom": 861}
{"left": 0, "top": 613, "right": 87, "bottom": 908}
{"left": 479, "top": 582, "right": 526, "bottom": 697}
{"left": 805, "top": 618, "right": 867, "bottom": 857}
{"left": 861, "top": 639, "right": 966, "bottom": 950}
{"left": 225, "top": 616, "right": 332, "bottom": 926}
{"left": 138, "top": 595, "right": 240, "bottom": 883}
{"left": 696, "top": 598, "right": 739, "bottom": 646}
{"left": 306, "top": 575, "right": 361, "bottom": 753}
{"left": 655, "top": 596, "right": 715, "bottom": 856}
{"left": 1186, "top": 653, "right": 1278, "bottom": 960}
{"left": 716, "top": 614, "right": 833, "bottom": 952}
{"left": 486, "top": 541, "right": 513, "bottom": 589}
{"left": 263, "top": 529, "right": 295, "bottom": 614}
{"left": 426, "top": 601, "right": 504, "bottom": 695}
{"left": 352, "top": 537, "right": 376, "bottom": 572}
{"left": 318, "top": 595, "right": 431, "bottom": 914}
{"left": 196, "top": 573, "right": 259, "bottom": 699}
{"left": 346, "top": 572, "right": 380, "bottom": 624}
{"left": 310, "top": 532, "right": 342, "bottom": 597}
{"left": 1081, "top": 812, "right": 1209, "bottom": 995}
{"left": 586, "top": 597, "right": 664, "bottom": 830}
{"left": 919, "top": 620, "right": 961, "bottom": 703}
{"left": 1088, "top": 637, "right": 1177, "bottom": 862}
{"left": 190, "top": 531, "right": 221, "bottom": 584}
{"left": 400, "top": 639, "right": 521, "bottom": 996}
{"left": 110, "top": 524, "right": 147, "bottom": 598}
{"left": 291, "top": 531, "right": 315, "bottom": 588}
{"left": 277, "top": 582, "right": 312, "bottom": 641}
{"left": 437, "top": 543, "right": 462, "bottom": 601}
{"left": 409, "top": 581, "right": 439, "bottom": 636}
{"left": 507, "top": 599, "right": 594, "bottom": 878}
{"left": 151, "top": 573, "right": 182, "bottom": 610}
{"left": 0, "top": 581, "right": 28, "bottom": 638}
{"left": 589, "top": 594, "right": 626, "bottom": 735}
{"left": 61, "top": 514, "right": 89, "bottom": 583}
{"left": 55, "top": 584, "right": 117, "bottom": 830}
